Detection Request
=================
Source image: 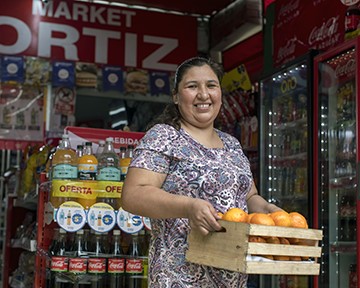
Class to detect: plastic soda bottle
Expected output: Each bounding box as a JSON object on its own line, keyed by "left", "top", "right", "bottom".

{"left": 52, "top": 135, "right": 77, "bottom": 180}
{"left": 120, "top": 145, "right": 134, "bottom": 181}
{"left": 51, "top": 134, "right": 77, "bottom": 208}
{"left": 97, "top": 137, "right": 121, "bottom": 209}
{"left": 96, "top": 140, "right": 106, "bottom": 159}
{"left": 97, "top": 137, "right": 120, "bottom": 181}
{"left": 78, "top": 142, "right": 98, "bottom": 180}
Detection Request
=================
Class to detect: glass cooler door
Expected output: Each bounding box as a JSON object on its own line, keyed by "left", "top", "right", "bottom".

{"left": 313, "top": 39, "right": 358, "bottom": 288}
{"left": 259, "top": 52, "right": 315, "bottom": 288}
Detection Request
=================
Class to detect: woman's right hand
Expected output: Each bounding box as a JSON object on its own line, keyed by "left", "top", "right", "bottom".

{"left": 187, "top": 198, "right": 223, "bottom": 236}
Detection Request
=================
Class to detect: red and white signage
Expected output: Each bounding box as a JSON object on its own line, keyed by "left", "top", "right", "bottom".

{"left": 65, "top": 126, "right": 144, "bottom": 153}
{"left": 0, "top": 0, "right": 197, "bottom": 71}
{"left": 273, "top": 0, "right": 348, "bottom": 67}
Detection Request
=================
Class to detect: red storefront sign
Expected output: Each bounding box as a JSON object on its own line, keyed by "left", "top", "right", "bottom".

{"left": 0, "top": 0, "right": 197, "bottom": 71}
{"left": 273, "top": 0, "right": 348, "bottom": 67}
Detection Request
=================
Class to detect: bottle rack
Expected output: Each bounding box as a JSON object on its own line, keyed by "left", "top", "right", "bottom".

{"left": 34, "top": 174, "right": 150, "bottom": 288}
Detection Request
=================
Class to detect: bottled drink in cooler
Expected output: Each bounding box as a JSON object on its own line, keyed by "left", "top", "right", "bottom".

{"left": 51, "top": 134, "right": 77, "bottom": 207}
{"left": 108, "top": 230, "right": 125, "bottom": 288}
{"left": 125, "top": 232, "right": 145, "bottom": 288}
{"left": 97, "top": 137, "right": 121, "bottom": 209}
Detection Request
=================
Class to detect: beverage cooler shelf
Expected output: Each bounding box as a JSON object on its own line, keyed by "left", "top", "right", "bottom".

{"left": 273, "top": 152, "right": 307, "bottom": 163}
{"left": 330, "top": 241, "right": 356, "bottom": 253}
{"left": 11, "top": 238, "right": 37, "bottom": 252}
{"left": 274, "top": 117, "right": 307, "bottom": 130}
{"left": 329, "top": 175, "right": 356, "bottom": 189}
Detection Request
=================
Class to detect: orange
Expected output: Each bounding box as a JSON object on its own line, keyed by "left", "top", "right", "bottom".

{"left": 248, "top": 236, "right": 273, "bottom": 259}
{"left": 247, "top": 213, "right": 256, "bottom": 223}
{"left": 289, "top": 212, "right": 308, "bottom": 228}
{"left": 249, "top": 213, "right": 275, "bottom": 226}
{"left": 288, "top": 237, "right": 300, "bottom": 244}
{"left": 217, "top": 212, "right": 224, "bottom": 219}
{"left": 279, "top": 237, "right": 290, "bottom": 245}
{"left": 266, "top": 236, "right": 280, "bottom": 244}
{"left": 274, "top": 237, "right": 291, "bottom": 261}
{"left": 270, "top": 210, "right": 291, "bottom": 227}
{"left": 297, "top": 238, "right": 316, "bottom": 246}
{"left": 249, "top": 236, "right": 266, "bottom": 243}
{"left": 222, "top": 207, "right": 248, "bottom": 223}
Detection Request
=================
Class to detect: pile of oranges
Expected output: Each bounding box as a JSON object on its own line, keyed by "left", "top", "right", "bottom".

{"left": 219, "top": 207, "right": 310, "bottom": 261}
{"left": 219, "top": 207, "right": 308, "bottom": 228}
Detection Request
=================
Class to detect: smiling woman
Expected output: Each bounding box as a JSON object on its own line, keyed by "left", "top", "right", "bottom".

{"left": 121, "top": 56, "right": 283, "bottom": 287}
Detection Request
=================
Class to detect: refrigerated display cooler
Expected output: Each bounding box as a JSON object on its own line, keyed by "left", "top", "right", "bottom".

{"left": 258, "top": 51, "right": 318, "bottom": 288}
{"left": 313, "top": 38, "right": 359, "bottom": 288}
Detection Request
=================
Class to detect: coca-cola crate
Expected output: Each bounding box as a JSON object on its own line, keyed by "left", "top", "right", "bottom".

{"left": 186, "top": 220, "right": 323, "bottom": 275}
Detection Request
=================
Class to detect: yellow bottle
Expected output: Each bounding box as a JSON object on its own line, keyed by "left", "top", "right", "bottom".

{"left": 78, "top": 142, "right": 98, "bottom": 180}
{"left": 119, "top": 145, "right": 134, "bottom": 181}
{"left": 51, "top": 135, "right": 77, "bottom": 208}
{"left": 77, "top": 142, "right": 98, "bottom": 209}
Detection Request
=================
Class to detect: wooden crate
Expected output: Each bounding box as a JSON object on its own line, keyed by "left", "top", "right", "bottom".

{"left": 186, "top": 220, "right": 323, "bottom": 275}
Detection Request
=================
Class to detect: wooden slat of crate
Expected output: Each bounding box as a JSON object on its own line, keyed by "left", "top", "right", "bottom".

{"left": 245, "top": 262, "right": 320, "bottom": 275}
{"left": 186, "top": 220, "right": 323, "bottom": 275}
{"left": 248, "top": 224, "right": 323, "bottom": 240}
{"left": 248, "top": 243, "right": 321, "bottom": 257}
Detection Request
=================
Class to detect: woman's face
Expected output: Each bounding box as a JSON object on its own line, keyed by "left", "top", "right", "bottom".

{"left": 174, "top": 65, "right": 222, "bottom": 129}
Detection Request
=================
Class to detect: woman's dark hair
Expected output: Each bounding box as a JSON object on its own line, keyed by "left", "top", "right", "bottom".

{"left": 146, "top": 57, "right": 224, "bottom": 130}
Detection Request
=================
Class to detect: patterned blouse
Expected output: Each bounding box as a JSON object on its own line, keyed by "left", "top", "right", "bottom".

{"left": 129, "top": 124, "right": 253, "bottom": 288}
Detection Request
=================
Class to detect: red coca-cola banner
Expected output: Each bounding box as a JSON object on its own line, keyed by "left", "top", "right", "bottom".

{"left": 0, "top": 0, "right": 197, "bottom": 72}
{"left": 273, "top": 0, "right": 348, "bottom": 67}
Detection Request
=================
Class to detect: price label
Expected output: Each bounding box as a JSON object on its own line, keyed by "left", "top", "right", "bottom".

{"left": 117, "top": 208, "right": 144, "bottom": 234}
{"left": 87, "top": 202, "right": 116, "bottom": 233}
{"left": 56, "top": 201, "right": 86, "bottom": 232}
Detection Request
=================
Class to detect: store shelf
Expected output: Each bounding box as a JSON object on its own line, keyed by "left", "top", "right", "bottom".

{"left": 330, "top": 241, "right": 357, "bottom": 254}
{"left": 77, "top": 88, "right": 172, "bottom": 104}
{"left": 11, "top": 239, "right": 37, "bottom": 252}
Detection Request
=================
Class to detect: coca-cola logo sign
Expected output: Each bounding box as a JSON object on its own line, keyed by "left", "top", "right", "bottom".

{"left": 273, "top": 0, "right": 346, "bottom": 67}
{"left": 69, "top": 258, "right": 87, "bottom": 272}
{"left": 341, "top": 0, "right": 359, "bottom": 6}
{"left": 335, "top": 58, "right": 356, "bottom": 78}
{"left": 108, "top": 258, "right": 125, "bottom": 273}
{"left": 308, "top": 16, "right": 340, "bottom": 45}
{"left": 277, "top": 0, "right": 300, "bottom": 19}
{"left": 88, "top": 259, "right": 106, "bottom": 273}
{"left": 51, "top": 256, "right": 69, "bottom": 271}
{"left": 126, "top": 259, "right": 143, "bottom": 273}
{"left": 276, "top": 37, "right": 297, "bottom": 62}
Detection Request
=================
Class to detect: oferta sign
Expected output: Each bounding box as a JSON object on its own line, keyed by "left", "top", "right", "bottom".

{"left": 0, "top": 0, "right": 197, "bottom": 71}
